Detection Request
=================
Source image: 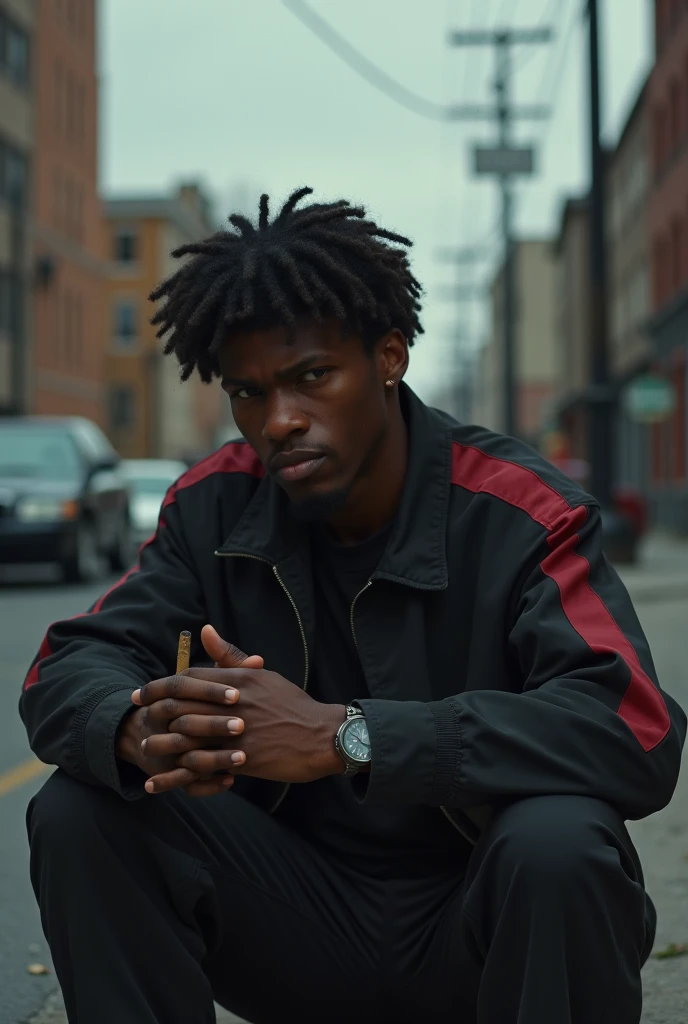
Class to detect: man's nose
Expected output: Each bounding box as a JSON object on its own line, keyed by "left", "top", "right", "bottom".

{"left": 262, "top": 391, "right": 309, "bottom": 442}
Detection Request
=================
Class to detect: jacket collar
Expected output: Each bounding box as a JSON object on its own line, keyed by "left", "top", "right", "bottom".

{"left": 215, "top": 383, "right": 452, "bottom": 591}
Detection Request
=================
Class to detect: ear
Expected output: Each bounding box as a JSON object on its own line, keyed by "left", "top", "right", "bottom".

{"left": 376, "top": 329, "right": 408, "bottom": 387}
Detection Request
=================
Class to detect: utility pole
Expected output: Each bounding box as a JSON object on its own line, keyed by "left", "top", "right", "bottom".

{"left": 449, "top": 27, "right": 552, "bottom": 437}
{"left": 437, "top": 246, "right": 489, "bottom": 422}
{"left": 586, "top": 0, "right": 612, "bottom": 507}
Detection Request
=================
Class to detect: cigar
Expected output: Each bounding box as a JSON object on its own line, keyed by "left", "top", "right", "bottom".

{"left": 176, "top": 630, "right": 192, "bottom": 674}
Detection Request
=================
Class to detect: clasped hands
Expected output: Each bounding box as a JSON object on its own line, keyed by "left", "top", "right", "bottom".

{"left": 116, "top": 624, "right": 345, "bottom": 797}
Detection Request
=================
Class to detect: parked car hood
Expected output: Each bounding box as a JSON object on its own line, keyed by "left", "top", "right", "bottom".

{"left": 0, "top": 477, "right": 81, "bottom": 504}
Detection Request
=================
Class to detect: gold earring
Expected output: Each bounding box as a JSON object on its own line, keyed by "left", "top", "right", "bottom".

{"left": 385, "top": 379, "right": 395, "bottom": 387}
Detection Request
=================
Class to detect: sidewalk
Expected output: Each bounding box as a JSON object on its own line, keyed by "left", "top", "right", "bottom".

{"left": 617, "top": 531, "right": 688, "bottom": 603}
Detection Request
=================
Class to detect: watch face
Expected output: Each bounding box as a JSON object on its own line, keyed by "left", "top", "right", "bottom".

{"left": 342, "top": 717, "right": 371, "bottom": 763}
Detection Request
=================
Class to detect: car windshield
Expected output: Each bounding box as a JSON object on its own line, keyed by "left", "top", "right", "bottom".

{"left": 0, "top": 428, "right": 81, "bottom": 480}
{"left": 127, "top": 476, "right": 176, "bottom": 498}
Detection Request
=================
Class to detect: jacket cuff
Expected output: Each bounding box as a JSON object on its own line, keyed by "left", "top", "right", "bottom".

{"left": 83, "top": 688, "right": 147, "bottom": 799}
{"left": 354, "top": 698, "right": 461, "bottom": 805}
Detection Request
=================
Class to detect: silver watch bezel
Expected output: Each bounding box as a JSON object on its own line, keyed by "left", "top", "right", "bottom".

{"left": 334, "top": 712, "right": 371, "bottom": 772}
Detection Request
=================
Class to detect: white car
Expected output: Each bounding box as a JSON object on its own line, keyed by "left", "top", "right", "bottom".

{"left": 121, "top": 459, "right": 188, "bottom": 547}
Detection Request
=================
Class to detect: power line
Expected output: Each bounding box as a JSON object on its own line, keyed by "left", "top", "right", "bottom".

{"left": 534, "top": 0, "right": 584, "bottom": 148}
{"left": 282, "top": 0, "right": 450, "bottom": 121}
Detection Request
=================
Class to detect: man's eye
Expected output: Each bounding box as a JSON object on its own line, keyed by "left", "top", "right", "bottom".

{"left": 231, "top": 387, "right": 261, "bottom": 400}
{"left": 301, "top": 368, "right": 330, "bottom": 383}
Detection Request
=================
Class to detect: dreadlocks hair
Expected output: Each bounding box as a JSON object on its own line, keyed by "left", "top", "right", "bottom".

{"left": 148, "top": 186, "right": 424, "bottom": 383}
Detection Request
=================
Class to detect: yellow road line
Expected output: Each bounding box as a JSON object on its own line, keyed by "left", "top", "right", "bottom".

{"left": 0, "top": 758, "right": 51, "bottom": 797}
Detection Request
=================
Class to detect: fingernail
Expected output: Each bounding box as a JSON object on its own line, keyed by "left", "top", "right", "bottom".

{"left": 230, "top": 751, "right": 244, "bottom": 764}
{"left": 225, "top": 688, "right": 238, "bottom": 702}
{"left": 227, "top": 718, "right": 241, "bottom": 733}
{"left": 140, "top": 739, "right": 147, "bottom": 752}
{"left": 132, "top": 689, "right": 141, "bottom": 703}
{"left": 145, "top": 780, "right": 155, "bottom": 793}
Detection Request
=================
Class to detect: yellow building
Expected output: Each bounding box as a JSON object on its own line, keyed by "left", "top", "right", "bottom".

{"left": 103, "top": 183, "right": 232, "bottom": 460}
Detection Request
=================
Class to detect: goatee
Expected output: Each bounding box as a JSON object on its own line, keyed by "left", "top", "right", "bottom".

{"left": 289, "top": 488, "right": 350, "bottom": 523}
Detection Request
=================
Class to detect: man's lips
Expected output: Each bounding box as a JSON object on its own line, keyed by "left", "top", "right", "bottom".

{"left": 269, "top": 451, "right": 328, "bottom": 483}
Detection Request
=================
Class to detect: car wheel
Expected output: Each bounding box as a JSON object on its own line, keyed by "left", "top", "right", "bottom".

{"left": 62, "top": 522, "right": 102, "bottom": 584}
{"left": 107, "top": 515, "right": 133, "bottom": 572}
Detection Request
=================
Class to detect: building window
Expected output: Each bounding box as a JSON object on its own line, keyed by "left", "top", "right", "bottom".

{"left": 0, "top": 13, "right": 30, "bottom": 90}
{"left": 109, "top": 385, "right": 136, "bottom": 431}
{"left": 114, "top": 228, "right": 138, "bottom": 263}
{"left": 0, "top": 142, "right": 29, "bottom": 207}
{"left": 0, "top": 271, "right": 11, "bottom": 334}
{"left": 113, "top": 298, "right": 137, "bottom": 342}
{"left": 5, "top": 22, "right": 29, "bottom": 88}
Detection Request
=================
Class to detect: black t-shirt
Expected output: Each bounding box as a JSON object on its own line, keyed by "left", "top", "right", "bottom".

{"left": 274, "top": 520, "right": 469, "bottom": 877}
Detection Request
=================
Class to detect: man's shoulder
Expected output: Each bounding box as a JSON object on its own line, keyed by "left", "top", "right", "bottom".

{"left": 446, "top": 421, "right": 596, "bottom": 529}
{"left": 165, "top": 441, "right": 265, "bottom": 511}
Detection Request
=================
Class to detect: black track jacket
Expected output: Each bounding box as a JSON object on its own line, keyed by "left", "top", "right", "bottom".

{"left": 20, "top": 384, "right": 687, "bottom": 845}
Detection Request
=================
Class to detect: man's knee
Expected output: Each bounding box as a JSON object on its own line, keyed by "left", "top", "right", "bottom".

{"left": 479, "top": 795, "right": 633, "bottom": 888}
{"left": 28, "top": 769, "right": 115, "bottom": 853}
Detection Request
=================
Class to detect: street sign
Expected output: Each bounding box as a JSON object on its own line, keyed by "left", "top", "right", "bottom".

{"left": 473, "top": 145, "right": 535, "bottom": 175}
{"left": 622, "top": 375, "right": 676, "bottom": 424}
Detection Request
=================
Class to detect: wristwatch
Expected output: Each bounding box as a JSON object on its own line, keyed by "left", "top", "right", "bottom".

{"left": 334, "top": 705, "right": 371, "bottom": 777}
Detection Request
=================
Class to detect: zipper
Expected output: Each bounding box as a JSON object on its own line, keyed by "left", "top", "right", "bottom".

{"left": 439, "top": 805, "right": 476, "bottom": 845}
{"left": 218, "top": 553, "right": 479, "bottom": 845}
{"left": 215, "top": 550, "right": 310, "bottom": 814}
{"left": 349, "top": 579, "right": 373, "bottom": 650}
{"left": 349, "top": 575, "right": 476, "bottom": 846}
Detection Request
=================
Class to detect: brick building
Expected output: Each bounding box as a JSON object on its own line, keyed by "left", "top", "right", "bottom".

{"left": 30, "top": 0, "right": 104, "bottom": 423}
{"left": 0, "top": 0, "right": 33, "bottom": 414}
{"left": 645, "top": 0, "right": 688, "bottom": 530}
{"left": 104, "top": 183, "right": 232, "bottom": 461}
{"left": 607, "top": 79, "right": 652, "bottom": 494}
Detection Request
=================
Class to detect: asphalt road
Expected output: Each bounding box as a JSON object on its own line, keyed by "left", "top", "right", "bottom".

{"left": 0, "top": 566, "right": 115, "bottom": 1024}
{"left": 0, "top": 566, "right": 686, "bottom": 1024}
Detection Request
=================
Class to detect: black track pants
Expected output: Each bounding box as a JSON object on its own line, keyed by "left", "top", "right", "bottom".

{"left": 27, "top": 771, "right": 656, "bottom": 1024}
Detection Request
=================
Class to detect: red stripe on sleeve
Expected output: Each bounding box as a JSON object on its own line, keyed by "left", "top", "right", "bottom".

{"left": 163, "top": 443, "right": 264, "bottom": 509}
{"left": 24, "top": 634, "right": 54, "bottom": 690}
{"left": 451, "top": 442, "right": 671, "bottom": 752}
{"left": 542, "top": 507, "right": 670, "bottom": 751}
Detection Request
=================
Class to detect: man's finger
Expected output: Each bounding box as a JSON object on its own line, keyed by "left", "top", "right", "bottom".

{"left": 145, "top": 698, "right": 242, "bottom": 725}
{"left": 142, "top": 732, "right": 202, "bottom": 757}
{"left": 168, "top": 714, "right": 244, "bottom": 738}
{"left": 133, "top": 675, "right": 241, "bottom": 708}
{"left": 201, "top": 624, "right": 264, "bottom": 670}
{"left": 177, "top": 748, "right": 246, "bottom": 773}
{"left": 144, "top": 766, "right": 199, "bottom": 794}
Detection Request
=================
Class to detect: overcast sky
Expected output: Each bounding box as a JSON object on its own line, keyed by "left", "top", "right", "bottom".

{"left": 99, "top": 0, "right": 652, "bottom": 403}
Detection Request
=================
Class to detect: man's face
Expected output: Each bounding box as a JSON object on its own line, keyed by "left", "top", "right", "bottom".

{"left": 218, "top": 319, "right": 403, "bottom": 518}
